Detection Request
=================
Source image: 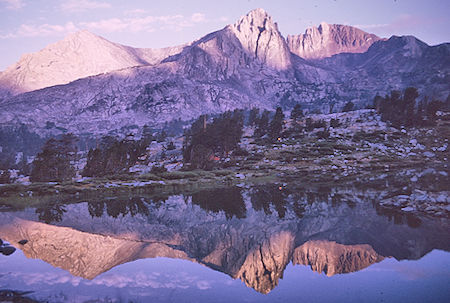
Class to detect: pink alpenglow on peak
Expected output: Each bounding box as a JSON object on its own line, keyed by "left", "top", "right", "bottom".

{"left": 228, "top": 8, "right": 292, "bottom": 70}
{"left": 287, "top": 23, "right": 382, "bottom": 59}
{"left": 0, "top": 30, "right": 185, "bottom": 98}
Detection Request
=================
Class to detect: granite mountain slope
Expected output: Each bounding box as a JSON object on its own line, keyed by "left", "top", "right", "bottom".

{"left": 0, "top": 30, "right": 185, "bottom": 99}
{"left": 0, "top": 8, "right": 448, "bottom": 134}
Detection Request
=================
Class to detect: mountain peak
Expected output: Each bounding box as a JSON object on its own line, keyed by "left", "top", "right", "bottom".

{"left": 64, "top": 29, "right": 101, "bottom": 41}
{"left": 287, "top": 23, "right": 382, "bottom": 59}
{"left": 0, "top": 29, "right": 148, "bottom": 97}
{"left": 319, "top": 21, "right": 330, "bottom": 29}
{"left": 369, "top": 35, "right": 428, "bottom": 58}
{"left": 245, "top": 8, "right": 270, "bottom": 20}
{"left": 231, "top": 8, "right": 278, "bottom": 37}
{"left": 228, "top": 8, "right": 292, "bottom": 70}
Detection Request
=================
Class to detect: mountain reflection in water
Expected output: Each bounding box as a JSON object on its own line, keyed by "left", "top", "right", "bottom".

{"left": 0, "top": 184, "right": 449, "bottom": 299}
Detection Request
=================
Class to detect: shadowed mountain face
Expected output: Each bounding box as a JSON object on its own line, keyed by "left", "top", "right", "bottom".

{"left": 0, "top": 9, "right": 448, "bottom": 134}
{"left": 0, "top": 186, "right": 448, "bottom": 294}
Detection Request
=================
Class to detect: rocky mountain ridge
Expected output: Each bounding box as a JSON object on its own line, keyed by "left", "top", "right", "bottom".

{"left": 0, "top": 8, "right": 448, "bottom": 135}
{"left": 287, "top": 22, "right": 383, "bottom": 59}
{"left": 0, "top": 30, "right": 185, "bottom": 99}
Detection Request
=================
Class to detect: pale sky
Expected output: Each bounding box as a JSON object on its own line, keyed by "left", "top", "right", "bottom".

{"left": 0, "top": 0, "right": 449, "bottom": 71}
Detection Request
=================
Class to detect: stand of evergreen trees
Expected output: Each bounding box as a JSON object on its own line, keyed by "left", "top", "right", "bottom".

{"left": 82, "top": 135, "right": 148, "bottom": 177}
{"left": 375, "top": 87, "right": 446, "bottom": 127}
{"left": 251, "top": 107, "right": 286, "bottom": 141}
{"left": 183, "top": 110, "right": 244, "bottom": 169}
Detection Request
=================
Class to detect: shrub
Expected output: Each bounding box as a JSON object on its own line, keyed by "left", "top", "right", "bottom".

{"left": 233, "top": 147, "right": 249, "bottom": 157}
{"left": 330, "top": 118, "right": 341, "bottom": 128}
{"left": 150, "top": 165, "right": 167, "bottom": 174}
{"left": 316, "top": 129, "right": 330, "bottom": 139}
{"left": 0, "top": 170, "right": 12, "bottom": 184}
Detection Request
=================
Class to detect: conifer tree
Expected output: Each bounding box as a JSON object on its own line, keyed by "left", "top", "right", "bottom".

{"left": 30, "top": 134, "right": 78, "bottom": 182}
{"left": 342, "top": 101, "right": 354, "bottom": 112}
{"left": 248, "top": 108, "right": 260, "bottom": 126}
{"left": 269, "top": 107, "right": 285, "bottom": 141}
{"left": 290, "top": 104, "right": 303, "bottom": 122}
{"left": 255, "top": 110, "right": 270, "bottom": 138}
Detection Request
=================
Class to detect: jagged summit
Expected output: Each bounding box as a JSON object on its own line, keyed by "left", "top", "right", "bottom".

{"left": 227, "top": 8, "right": 292, "bottom": 70}
{"left": 287, "top": 23, "right": 382, "bottom": 59}
{"left": 372, "top": 35, "right": 429, "bottom": 57}
{"left": 242, "top": 7, "right": 270, "bottom": 19}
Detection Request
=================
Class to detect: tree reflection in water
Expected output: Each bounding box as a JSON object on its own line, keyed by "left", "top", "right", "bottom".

{"left": 87, "top": 196, "right": 152, "bottom": 218}
{"left": 29, "top": 182, "right": 431, "bottom": 229}
{"left": 375, "top": 205, "right": 422, "bottom": 228}
{"left": 190, "top": 187, "right": 246, "bottom": 219}
{"left": 0, "top": 290, "right": 39, "bottom": 303}
{"left": 35, "top": 203, "right": 67, "bottom": 224}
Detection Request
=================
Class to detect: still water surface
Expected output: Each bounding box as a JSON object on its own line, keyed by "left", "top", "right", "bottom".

{"left": 0, "top": 184, "right": 449, "bottom": 302}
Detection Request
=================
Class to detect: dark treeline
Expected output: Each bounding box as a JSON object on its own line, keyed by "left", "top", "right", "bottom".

{"left": 35, "top": 203, "right": 67, "bottom": 224}
{"left": 29, "top": 183, "right": 426, "bottom": 227}
{"left": 191, "top": 187, "right": 246, "bottom": 219}
{"left": 82, "top": 135, "right": 148, "bottom": 177}
{"left": 374, "top": 87, "right": 447, "bottom": 127}
{"left": 28, "top": 127, "right": 171, "bottom": 181}
{"left": 249, "top": 107, "right": 285, "bottom": 140}
{"left": 87, "top": 196, "right": 151, "bottom": 219}
{"left": 0, "top": 124, "right": 45, "bottom": 170}
{"left": 182, "top": 107, "right": 291, "bottom": 170}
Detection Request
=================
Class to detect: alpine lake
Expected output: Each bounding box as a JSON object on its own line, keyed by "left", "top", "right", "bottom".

{"left": 0, "top": 167, "right": 449, "bottom": 303}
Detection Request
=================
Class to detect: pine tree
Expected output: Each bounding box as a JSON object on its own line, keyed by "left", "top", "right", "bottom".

{"left": 157, "top": 130, "right": 167, "bottom": 143}
{"left": 426, "top": 100, "right": 444, "bottom": 124}
{"left": 342, "top": 101, "right": 354, "bottom": 112}
{"left": 290, "top": 104, "right": 303, "bottom": 122}
{"left": 269, "top": 107, "right": 285, "bottom": 141}
{"left": 183, "top": 111, "right": 244, "bottom": 169}
{"left": 30, "top": 134, "right": 78, "bottom": 182}
{"left": 255, "top": 110, "right": 270, "bottom": 138}
{"left": 142, "top": 125, "right": 154, "bottom": 147}
{"left": 403, "top": 87, "right": 419, "bottom": 126}
{"left": 248, "top": 108, "right": 260, "bottom": 126}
